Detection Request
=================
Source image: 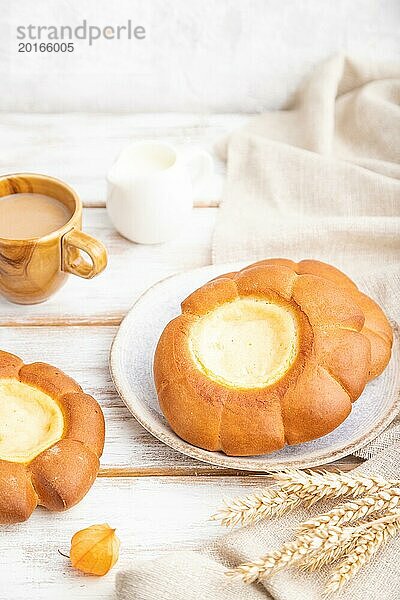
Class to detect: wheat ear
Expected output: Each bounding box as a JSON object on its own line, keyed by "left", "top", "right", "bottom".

{"left": 298, "top": 487, "right": 400, "bottom": 531}
{"left": 226, "top": 538, "right": 306, "bottom": 583}
{"left": 226, "top": 525, "right": 354, "bottom": 582}
{"left": 212, "top": 470, "right": 395, "bottom": 528}
{"left": 211, "top": 488, "right": 302, "bottom": 528}
{"left": 274, "top": 470, "right": 396, "bottom": 503}
{"left": 325, "top": 513, "right": 400, "bottom": 595}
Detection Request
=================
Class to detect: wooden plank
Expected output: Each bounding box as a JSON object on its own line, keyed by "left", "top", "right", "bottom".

{"left": 0, "top": 324, "right": 361, "bottom": 476}
{"left": 0, "top": 113, "right": 247, "bottom": 208}
{"left": 97, "top": 460, "right": 361, "bottom": 477}
{"left": 0, "top": 475, "right": 273, "bottom": 600}
{"left": 0, "top": 207, "right": 216, "bottom": 326}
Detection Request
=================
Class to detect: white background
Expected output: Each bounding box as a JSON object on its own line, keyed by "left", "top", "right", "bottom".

{"left": 1, "top": 0, "right": 399, "bottom": 113}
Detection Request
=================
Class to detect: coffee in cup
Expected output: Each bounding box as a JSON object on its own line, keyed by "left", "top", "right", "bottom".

{"left": 0, "top": 193, "right": 72, "bottom": 239}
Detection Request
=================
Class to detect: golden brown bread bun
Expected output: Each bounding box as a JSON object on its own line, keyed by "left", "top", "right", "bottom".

{"left": 0, "top": 351, "right": 105, "bottom": 523}
{"left": 154, "top": 259, "right": 392, "bottom": 456}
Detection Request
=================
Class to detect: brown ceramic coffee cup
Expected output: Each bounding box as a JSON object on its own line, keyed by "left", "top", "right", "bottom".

{"left": 0, "top": 173, "right": 107, "bottom": 304}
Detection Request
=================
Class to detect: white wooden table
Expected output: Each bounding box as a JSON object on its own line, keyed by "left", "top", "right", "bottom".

{"left": 0, "top": 114, "right": 361, "bottom": 599}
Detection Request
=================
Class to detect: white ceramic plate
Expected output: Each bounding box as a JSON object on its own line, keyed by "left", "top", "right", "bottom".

{"left": 110, "top": 263, "right": 400, "bottom": 471}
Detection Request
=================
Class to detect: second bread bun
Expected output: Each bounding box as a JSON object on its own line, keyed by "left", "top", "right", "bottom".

{"left": 0, "top": 351, "right": 105, "bottom": 523}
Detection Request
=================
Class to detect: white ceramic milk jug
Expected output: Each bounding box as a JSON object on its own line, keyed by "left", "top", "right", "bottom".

{"left": 106, "top": 141, "right": 213, "bottom": 244}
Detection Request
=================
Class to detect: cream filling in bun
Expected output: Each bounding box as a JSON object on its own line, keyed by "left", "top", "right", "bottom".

{"left": 0, "top": 379, "right": 64, "bottom": 463}
{"left": 189, "top": 297, "right": 298, "bottom": 389}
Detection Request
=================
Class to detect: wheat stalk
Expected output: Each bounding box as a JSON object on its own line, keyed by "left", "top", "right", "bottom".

{"left": 212, "top": 470, "right": 396, "bottom": 528}
{"left": 226, "top": 525, "right": 354, "bottom": 582}
{"left": 211, "top": 487, "right": 302, "bottom": 528}
{"left": 226, "top": 538, "right": 307, "bottom": 583}
{"left": 274, "top": 470, "right": 396, "bottom": 503}
{"left": 325, "top": 513, "right": 400, "bottom": 595}
{"left": 298, "top": 487, "right": 400, "bottom": 532}
{"left": 227, "top": 513, "right": 400, "bottom": 587}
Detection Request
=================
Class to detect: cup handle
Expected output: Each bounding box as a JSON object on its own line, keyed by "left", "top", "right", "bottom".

{"left": 62, "top": 229, "right": 107, "bottom": 279}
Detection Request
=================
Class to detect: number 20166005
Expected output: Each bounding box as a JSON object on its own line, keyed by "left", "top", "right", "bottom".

{"left": 18, "top": 42, "right": 74, "bottom": 52}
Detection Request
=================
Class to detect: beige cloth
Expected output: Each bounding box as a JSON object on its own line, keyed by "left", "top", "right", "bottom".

{"left": 213, "top": 54, "right": 400, "bottom": 273}
{"left": 116, "top": 56, "right": 400, "bottom": 599}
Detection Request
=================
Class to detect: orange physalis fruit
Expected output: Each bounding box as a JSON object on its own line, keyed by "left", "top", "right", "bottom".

{"left": 70, "top": 523, "right": 120, "bottom": 576}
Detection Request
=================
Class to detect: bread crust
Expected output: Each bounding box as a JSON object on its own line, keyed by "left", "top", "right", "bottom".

{"left": 0, "top": 351, "right": 105, "bottom": 523}
{"left": 154, "top": 259, "right": 392, "bottom": 456}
